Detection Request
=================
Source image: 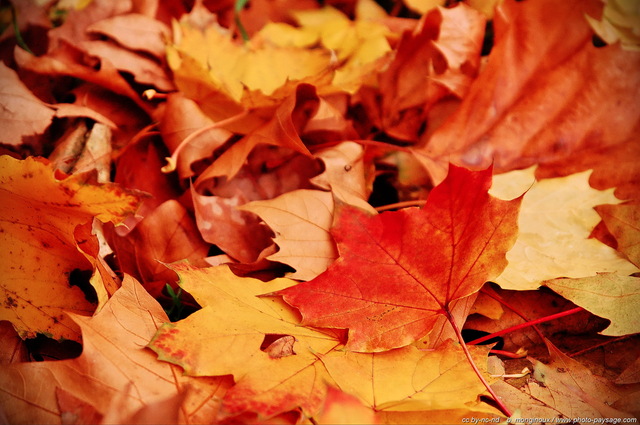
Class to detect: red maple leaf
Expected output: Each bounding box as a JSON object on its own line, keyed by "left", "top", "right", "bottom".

{"left": 278, "top": 165, "right": 522, "bottom": 352}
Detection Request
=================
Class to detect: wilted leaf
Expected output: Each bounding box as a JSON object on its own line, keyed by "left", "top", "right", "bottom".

{"left": 0, "top": 156, "right": 142, "bottom": 340}
{"left": 0, "top": 275, "right": 231, "bottom": 424}
{"left": 530, "top": 340, "right": 636, "bottom": 419}
{"left": 544, "top": 274, "right": 640, "bottom": 336}
{"left": 279, "top": 165, "right": 521, "bottom": 352}
{"left": 490, "top": 167, "right": 638, "bottom": 290}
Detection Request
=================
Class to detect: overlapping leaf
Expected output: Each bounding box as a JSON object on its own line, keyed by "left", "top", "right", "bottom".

{"left": 0, "top": 156, "right": 142, "bottom": 340}
{"left": 279, "top": 165, "right": 521, "bottom": 352}
{"left": 489, "top": 167, "right": 638, "bottom": 290}
{"left": 0, "top": 275, "right": 230, "bottom": 424}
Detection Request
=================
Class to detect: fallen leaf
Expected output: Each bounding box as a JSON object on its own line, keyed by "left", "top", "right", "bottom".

{"left": 194, "top": 84, "right": 320, "bottom": 184}
{"left": 167, "top": 4, "right": 333, "bottom": 116}
{"left": 0, "top": 275, "right": 231, "bottom": 424}
{"left": 157, "top": 93, "right": 233, "bottom": 181}
{"left": 87, "top": 13, "right": 171, "bottom": 59}
{"left": 414, "top": 0, "right": 640, "bottom": 184}
{"left": 240, "top": 189, "right": 337, "bottom": 280}
{"left": 279, "top": 165, "right": 521, "bottom": 352}
{"left": 106, "top": 199, "right": 210, "bottom": 297}
{"left": 529, "top": 340, "right": 636, "bottom": 419}
{"left": 0, "top": 156, "right": 142, "bottom": 340}
{"left": 320, "top": 339, "right": 498, "bottom": 413}
{"left": 490, "top": 167, "right": 638, "bottom": 290}
{"left": 311, "top": 141, "right": 375, "bottom": 213}
{"left": 596, "top": 201, "right": 640, "bottom": 267}
{"left": 148, "top": 264, "right": 341, "bottom": 418}
{"left": 0, "top": 62, "right": 55, "bottom": 146}
{"left": 544, "top": 274, "right": 640, "bottom": 336}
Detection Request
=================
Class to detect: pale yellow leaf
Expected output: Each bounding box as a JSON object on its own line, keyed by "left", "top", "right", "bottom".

{"left": 490, "top": 168, "right": 638, "bottom": 290}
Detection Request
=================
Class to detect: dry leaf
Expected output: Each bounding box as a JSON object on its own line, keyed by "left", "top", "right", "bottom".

{"left": 490, "top": 167, "right": 638, "bottom": 290}
{"left": 279, "top": 165, "right": 521, "bottom": 352}
{"left": 0, "top": 156, "right": 142, "bottom": 340}
{"left": 544, "top": 274, "right": 640, "bottom": 336}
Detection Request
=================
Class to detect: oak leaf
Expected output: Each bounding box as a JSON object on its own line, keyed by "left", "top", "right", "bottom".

{"left": 0, "top": 156, "right": 142, "bottom": 340}
{"left": 0, "top": 274, "right": 231, "bottom": 424}
{"left": 490, "top": 167, "right": 638, "bottom": 290}
{"left": 279, "top": 165, "right": 521, "bottom": 352}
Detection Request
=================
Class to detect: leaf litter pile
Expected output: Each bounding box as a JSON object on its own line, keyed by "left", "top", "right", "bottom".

{"left": 0, "top": 0, "right": 639, "bottom": 423}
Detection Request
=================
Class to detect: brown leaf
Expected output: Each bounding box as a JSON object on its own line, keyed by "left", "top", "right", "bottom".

{"left": 414, "top": 0, "right": 639, "bottom": 184}
{"left": 87, "top": 13, "right": 171, "bottom": 59}
{"left": 0, "top": 62, "right": 55, "bottom": 146}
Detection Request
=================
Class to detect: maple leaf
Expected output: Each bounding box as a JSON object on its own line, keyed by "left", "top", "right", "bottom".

{"left": 0, "top": 274, "right": 231, "bottom": 424}
{"left": 167, "top": 3, "right": 333, "bottom": 118}
{"left": 489, "top": 167, "right": 638, "bottom": 290}
{"left": 148, "top": 264, "right": 505, "bottom": 420}
{"left": 596, "top": 200, "right": 640, "bottom": 267}
{"left": 0, "top": 156, "right": 142, "bottom": 340}
{"left": 320, "top": 339, "right": 499, "bottom": 413}
{"left": 148, "top": 263, "right": 341, "bottom": 418}
{"left": 543, "top": 274, "right": 640, "bottom": 336}
{"left": 278, "top": 165, "right": 521, "bottom": 352}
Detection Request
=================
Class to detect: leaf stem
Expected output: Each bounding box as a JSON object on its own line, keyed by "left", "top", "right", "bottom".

{"left": 446, "top": 310, "right": 513, "bottom": 417}
{"left": 375, "top": 200, "right": 426, "bottom": 212}
{"left": 467, "top": 307, "right": 584, "bottom": 346}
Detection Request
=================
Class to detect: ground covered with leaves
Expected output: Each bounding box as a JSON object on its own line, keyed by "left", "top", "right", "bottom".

{"left": 0, "top": 0, "right": 639, "bottom": 423}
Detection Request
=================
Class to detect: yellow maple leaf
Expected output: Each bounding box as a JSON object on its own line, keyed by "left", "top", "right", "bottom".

{"left": 167, "top": 5, "right": 334, "bottom": 119}
{"left": 489, "top": 167, "right": 638, "bottom": 290}
{"left": 0, "top": 156, "right": 142, "bottom": 340}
